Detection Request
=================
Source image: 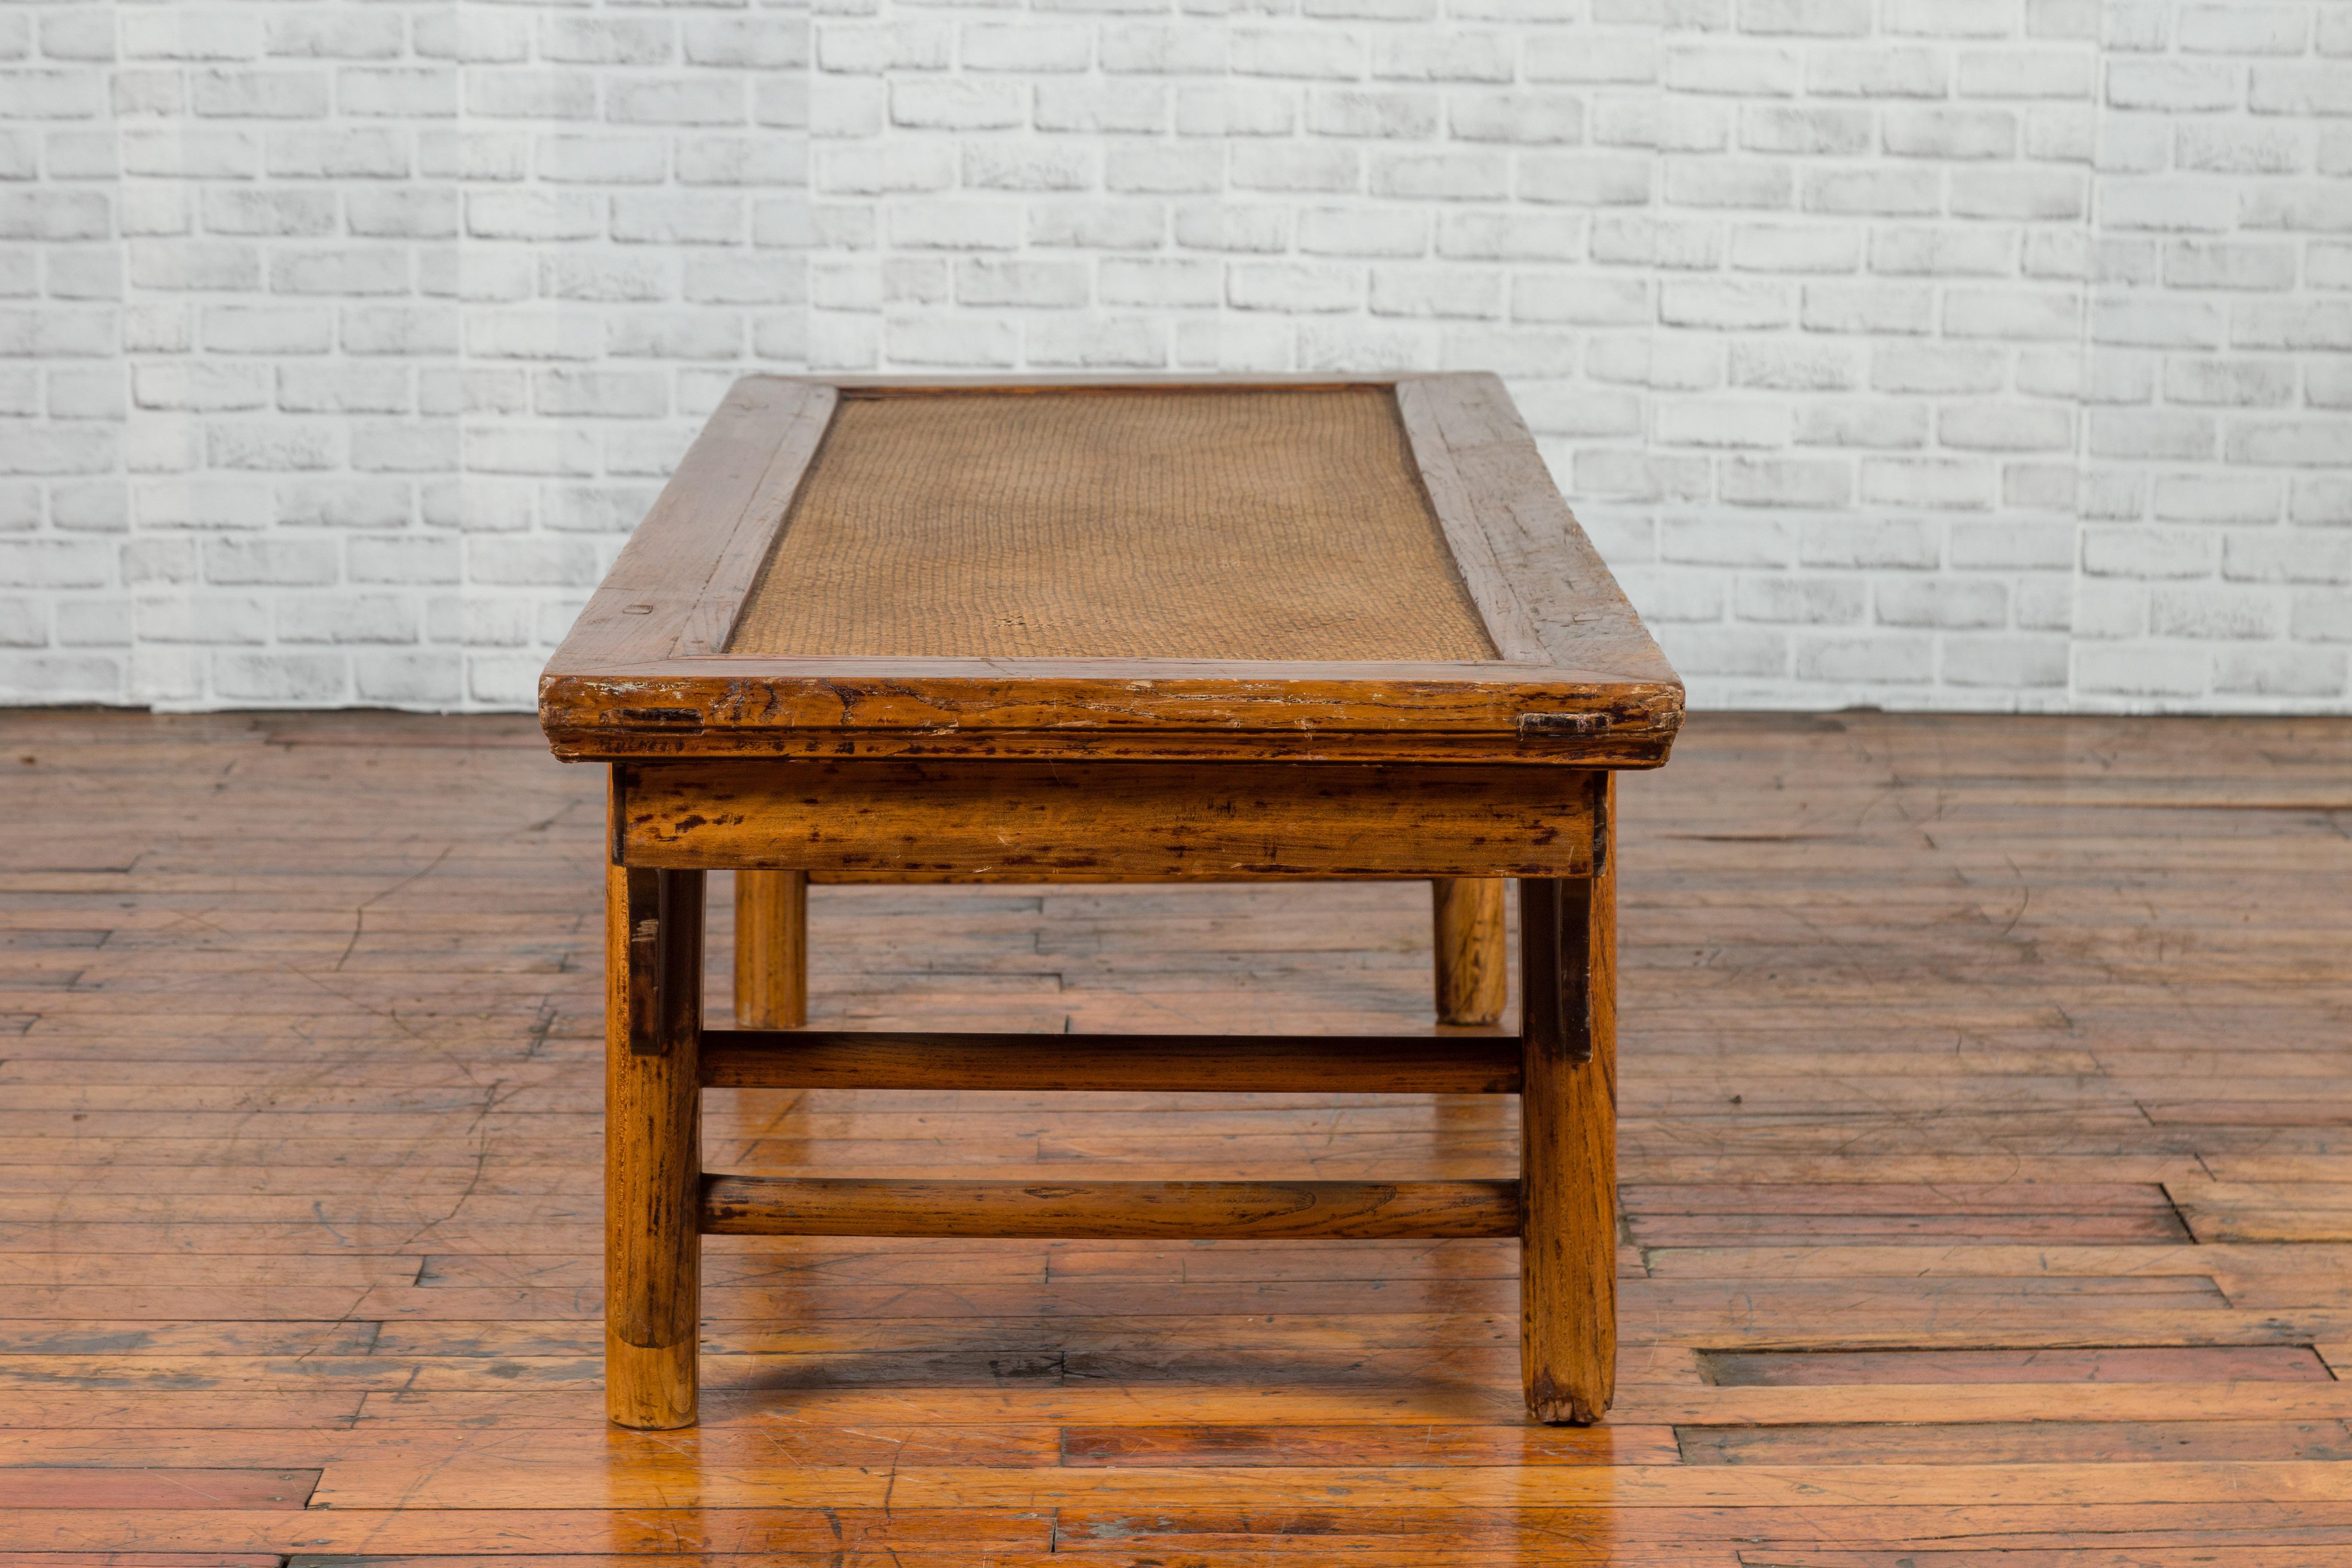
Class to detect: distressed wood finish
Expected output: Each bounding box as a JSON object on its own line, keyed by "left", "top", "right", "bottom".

{"left": 10, "top": 710, "right": 2352, "bottom": 1561}
{"left": 701, "top": 1175, "right": 1522, "bottom": 1240}
{"left": 1519, "top": 775, "right": 1618, "bottom": 1424}
{"left": 544, "top": 684, "right": 1683, "bottom": 766}
{"left": 1433, "top": 877, "right": 1509, "bottom": 1027}
{"left": 700, "top": 1029, "right": 1522, "bottom": 1094}
{"left": 669, "top": 392, "right": 838, "bottom": 659}
{"left": 604, "top": 847, "right": 704, "bottom": 1430}
{"left": 618, "top": 759, "right": 1597, "bottom": 879}
{"left": 731, "top": 869, "right": 806, "bottom": 1029}
{"left": 538, "top": 374, "right": 1681, "bottom": 769}
{"left": 553, "top": 374, "right": 1667, "bottom": 1433}
{"left": 546, "top": 378, "right": 837, "bottom": 677}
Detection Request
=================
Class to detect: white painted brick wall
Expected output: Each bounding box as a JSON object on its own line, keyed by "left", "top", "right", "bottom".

{"left": 1, "top": 0, "right": 808, "bottom": 709}
{"left": 2072, "top": 0, "right": 2352, "bottom": 707}
{"left": 1, "top": 0, "right": 2346, "bottom": 713}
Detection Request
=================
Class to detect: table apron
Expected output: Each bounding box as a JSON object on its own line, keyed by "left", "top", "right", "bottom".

{"left": 613, "top": 759, "right": 1599, "bottom": 879}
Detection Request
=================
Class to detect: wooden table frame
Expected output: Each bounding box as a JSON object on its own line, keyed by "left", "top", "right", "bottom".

{"left": 604, "top": 766, "right": 1618, "bottom": 1430}
{"left": 547, "top": 372, "right": 1679, "bottom": 1433}
{"left": 539, "top": 374, "right": 1681, "bottom": 768}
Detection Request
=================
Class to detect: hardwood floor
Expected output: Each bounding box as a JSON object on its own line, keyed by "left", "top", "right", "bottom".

{"left": 1, "top": 708, "right": 2349, "bottom": 1565}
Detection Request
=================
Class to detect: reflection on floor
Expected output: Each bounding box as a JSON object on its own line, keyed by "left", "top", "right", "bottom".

{"left": 2, "top": 709, "right": 2350, "bottom": 1564}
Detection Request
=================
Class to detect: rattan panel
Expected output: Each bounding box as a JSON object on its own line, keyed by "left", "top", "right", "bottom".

{"left": 727, "top": 387, "right": 1498, "bottom": 662}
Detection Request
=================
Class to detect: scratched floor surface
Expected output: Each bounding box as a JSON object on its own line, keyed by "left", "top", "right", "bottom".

{"left": 2, "top": 709, "right": 2351, "bottom": 1565}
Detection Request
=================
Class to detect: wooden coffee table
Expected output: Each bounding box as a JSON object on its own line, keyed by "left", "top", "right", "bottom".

{"left": 539, "top": 373, "right": 1682, "bottom": 1431}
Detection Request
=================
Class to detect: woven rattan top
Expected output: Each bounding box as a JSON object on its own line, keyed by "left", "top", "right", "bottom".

{"left": 727, "top": 387, "right": 1499, "bottom": 663}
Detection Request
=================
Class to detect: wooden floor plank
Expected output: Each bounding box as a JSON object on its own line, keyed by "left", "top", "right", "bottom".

{"left": 1734, "top": 1555, "right": 2352, "bottom": 1568}
{"left": 1699, "top": 1347, "right": 2339, "bottom": 1386}
{"left": 0, "top": 709, "right": 2346, "bottom": 1559}
{"left": 1679, "top": 1421, "right": 2352, "bottom": 1465}
{"left": 0, "top": 1468, "right": 318, "bottom": 1507}
{"left": 283, "top": 1459, "right": 2352, "bottom": 1510}
{"left": 0, "top": 1557, "right": 286, "bottom": 1568}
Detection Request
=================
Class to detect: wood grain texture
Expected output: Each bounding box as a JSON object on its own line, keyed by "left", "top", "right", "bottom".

{"left": 543, "top": 679, "right": 1685, "bottom": 767}
{"left": 1678, "top": 1420, "right": 2352, "bottom": 1465}
{"left": 732, "top": 869, "right": 807, "bottom": 1029}
{"left": 1520, "top": 775, "right": 1617, "bottom": 1424}
{"left": 672, "top": 387, "right": 837, "bottom": 658}
{"left": 604, "top": 827, "right": 702, "bottom": 1430}
{"left": 1389, "top": 384, "right": 1548, "bottom": 666}
{"left": 807, "top": 870, "right": 1446, "bottom": 884}
{"left": 9, "top": 708, "right": 2352, "bottom": 1562}
{"left": 0, "top": 1469, "right": 318, "bottom": 1508}
{"left": 1396, "top": 374, "right": 1678, "bottom": 692}
{"left": 1433, "top": 877, "right": 1508, "bottom": 1027}
{"left": 1700, "top": 1345, "right": 2338, "bottom": 1386}
{"left": 701, "top": 1176, "right": 1522, "bottom": 1239}
{"left": 616, "top": 759, "right": 1596, "bottom": 878}
{"left": 543, "top": 378, "right": 835, "bottom": 674}
{"left": 537, "top": 373, "right": 1683, "bottom": 767}
{"left": 701, "top": 1030, "right": 1522, "bottom": 1094}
